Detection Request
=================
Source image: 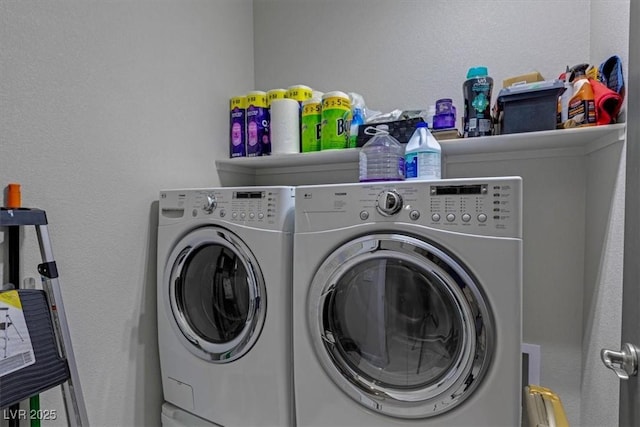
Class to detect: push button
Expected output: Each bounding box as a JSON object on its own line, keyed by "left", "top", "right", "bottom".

{"left": 462, "top": 213, "right": 471, "bottom": 222}
{"left": 478, "top": 213, "right": 487, "bottom": 223}
{"left": 431, "top": 213, "right": 441, "bottom": 222}
{"left": 409, "top": 210, "right": 420, "bottom": 221}
{"left": 446, "top": 213, "right": 456, "bottom": 222}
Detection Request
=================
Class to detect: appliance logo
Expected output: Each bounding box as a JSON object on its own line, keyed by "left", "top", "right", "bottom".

{"left": 334, "top": 192, "right": 347, "bottom": 196}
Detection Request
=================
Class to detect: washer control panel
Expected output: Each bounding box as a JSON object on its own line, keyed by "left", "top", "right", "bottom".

{"left": 295, "top": 177, "right": 522, "bottom": 238}
{"left": 159, "top": 186, "right": 295, "bottom": 231}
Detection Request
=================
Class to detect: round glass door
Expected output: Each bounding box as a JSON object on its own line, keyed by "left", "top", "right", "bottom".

{"left": 165, "top": 226, "right": 266, "bottom": 363}
{"left": 307, "top": 233, "right": 494, "bottom": 418}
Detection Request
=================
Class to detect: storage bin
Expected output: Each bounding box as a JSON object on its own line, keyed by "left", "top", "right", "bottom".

{"left": 496, "top": 80, "right": 565, "bottom": 135}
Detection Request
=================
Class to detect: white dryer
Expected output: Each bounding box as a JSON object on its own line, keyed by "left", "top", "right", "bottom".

{"left": 157, "top": 186, "right": 295, "bottom": 427}
{"left": 293, "top": 177, "right": 522, "bottom": 426}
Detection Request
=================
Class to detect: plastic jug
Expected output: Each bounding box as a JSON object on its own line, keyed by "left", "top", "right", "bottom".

{"left": 358, "top": 125, "right": 405, "bottom": 182}
{"left": 404, "top": 122, "right": 441, "bottom": 180}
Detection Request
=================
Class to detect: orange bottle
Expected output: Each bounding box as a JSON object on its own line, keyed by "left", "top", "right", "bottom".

{"left": 567, "top": 64, "right": 596, "bottom": 127}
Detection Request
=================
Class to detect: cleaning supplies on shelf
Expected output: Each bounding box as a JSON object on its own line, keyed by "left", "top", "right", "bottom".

{"left": 359, "top": 125, "right": 405, "bottom": 182}
{"left": 432, "top": 98, "right": 456, "bottom": 130}
{"left": 567, "top": 64, "right": 596, "bottom": 127}
{"left": 229, "top": 96, "right": 247, "bottom": 158}
{"left": 301, "top": 96, "right": 323, "bottom": 153}
{"left": 559, "top": 67, "right": 574, "bottom": 125}
{"left": 246, "top": 90, "right": 270, "bottom": 156}
{"left": 404, "top": 122, "right": 441, "bottom": 180}
{"left": 321, "top": 91, "right": 352, "bottom": 150}
{"left": 349, "top": 92, "right": 366, "bottom": 149}
{"left": 463, "top": 66, "right": 494, "bottom": 137}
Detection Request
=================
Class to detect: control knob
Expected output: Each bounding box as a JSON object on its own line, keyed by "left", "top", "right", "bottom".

{"left": 203, "top": 193, "right": 217, "bottom": 213}
{"left": 376, "top": 190, "right": 403, "bottom": 216}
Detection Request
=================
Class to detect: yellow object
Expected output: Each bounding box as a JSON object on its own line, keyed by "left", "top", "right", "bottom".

{"left": 267, "top": 89, "right": 287, "bottom": 107}
{"left": 0, "top": 290, "right": 23, "bottom": 309}
{"left": 586, "top": 65, "right": 599, "bottom": 81}
{"left": 285, "top": 85, "right": 313, "bottom": 102}
{"left": 246, "top": 91, "right": 267, "bottom": 108}
{"left": 524, "top": 385, "right": 570, "bottom": 427}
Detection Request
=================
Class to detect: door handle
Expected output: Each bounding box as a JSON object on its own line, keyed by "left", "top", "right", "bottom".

{"left": 601, "top": 343, "right": 639, "bottom": 380}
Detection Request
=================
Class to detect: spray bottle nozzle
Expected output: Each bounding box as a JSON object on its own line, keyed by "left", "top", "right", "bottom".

{"left": 568, "top": 63, "right": 590, "bottom": 82}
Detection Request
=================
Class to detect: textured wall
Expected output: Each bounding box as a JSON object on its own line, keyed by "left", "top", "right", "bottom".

{"left": 253, "top": 0, "right": 593, "bottom": 117}
{"left": 0, "top": 1, "right": 253, "bottom": 425}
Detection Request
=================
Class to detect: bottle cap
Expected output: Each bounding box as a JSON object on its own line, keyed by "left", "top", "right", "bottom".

{"left": 416, "top": 122, "right": 427, "bottom": 128}
{"left": 568, "top": 63, "right": 590, "bottom": 81}
{"left": 467, "top": 66, "right": 489, "bottom": 78}
{"left": 6, "top": 183, "right": 21, "bottom": 208}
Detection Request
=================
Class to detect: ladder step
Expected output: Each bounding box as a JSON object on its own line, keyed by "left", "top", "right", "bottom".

{"left": 0, "top": 290, "right": 69, "bottom": 409}
{"left": 0, "top": 208, "right": 48, "bottom": 226}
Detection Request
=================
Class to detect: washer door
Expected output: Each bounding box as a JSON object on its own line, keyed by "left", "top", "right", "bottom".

{"left": 165, "top": 226, "right": 266, "bottom": 363}
{"left": 308, "top": 233, "right": 494, "bottom": 418}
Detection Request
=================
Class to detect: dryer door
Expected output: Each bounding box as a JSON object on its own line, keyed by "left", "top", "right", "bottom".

{"left": 307, "top": 233, "right": 494, "bottom": 419}
{"left": 165, "top": 226, "right": 266, "bottom": 363}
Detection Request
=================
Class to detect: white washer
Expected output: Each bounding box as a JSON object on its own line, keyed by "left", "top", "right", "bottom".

{"left": 293, "top": 177, "right": 522, "bottom": 426}
{"left": 157, "top": 186, "right": 295, "bottom": 427}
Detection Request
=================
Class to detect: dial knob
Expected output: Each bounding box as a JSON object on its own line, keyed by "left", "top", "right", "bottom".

{"left": 376, "top": 190, "right": 403, "bottom": 216}
{"left": 203, "top": 193, "right": 217, "bottom": 213}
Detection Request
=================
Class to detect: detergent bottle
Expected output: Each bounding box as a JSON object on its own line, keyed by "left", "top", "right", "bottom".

{"left": 463, "top": 66, "right": 494, "bottom": 137}
{"left": 567, "top": 64, "right": 596, "bottom": 127}
{"left": 404, "top": 122, "right": 441, "bottom": 180}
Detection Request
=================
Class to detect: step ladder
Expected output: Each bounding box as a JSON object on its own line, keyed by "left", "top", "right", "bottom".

{"left": 1, "top": 207, "right": 89, "bottom": 426}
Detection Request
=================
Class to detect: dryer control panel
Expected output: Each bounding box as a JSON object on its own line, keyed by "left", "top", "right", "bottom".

{"left": 295, "top": 177, "right": 522, "bottom": 238}
{"left": 159, "top": 186, "right": 295, "bottom": 231}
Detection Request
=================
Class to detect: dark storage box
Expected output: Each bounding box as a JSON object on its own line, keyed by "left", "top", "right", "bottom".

{"left": 355, "top": 117, "right": 426, "bottom": 147}
{"left": 496, "top": 80, "right": 565, "bottom": 135}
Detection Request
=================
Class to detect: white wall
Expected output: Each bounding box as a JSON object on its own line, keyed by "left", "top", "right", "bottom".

{"left": 590, "top": 0, "right": 630, "bottom": 121}
{"left": 0, "top": 1, "right": 253, "bottom": 425}
{"left": 581, "top": 141, "right": 625, "bottom": 426}
{"left": 254, "top": 0, "right": 593, "bottom": 115}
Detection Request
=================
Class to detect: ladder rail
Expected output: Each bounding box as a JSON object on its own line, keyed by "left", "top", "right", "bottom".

{"left": 2, "top": 208, "right": 89, "bottom": 426}
{"left": 36, "top": 224, "right": 90, "bottom": 427}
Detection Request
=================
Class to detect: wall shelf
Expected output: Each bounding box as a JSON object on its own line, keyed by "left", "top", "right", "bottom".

{"left": 215, "top": 123, "right": 626, "bottom": 186}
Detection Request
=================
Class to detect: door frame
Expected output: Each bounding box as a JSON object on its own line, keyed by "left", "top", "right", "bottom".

{"left": 620, "top": 0, "right": 639, "bottom": 423}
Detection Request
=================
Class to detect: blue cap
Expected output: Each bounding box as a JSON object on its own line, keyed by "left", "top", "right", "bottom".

{"left": 467, "top": 66, "right": 488, "bottom": 78}
{"left": 416, "top": 121, "right": 427, "bottom": 128}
